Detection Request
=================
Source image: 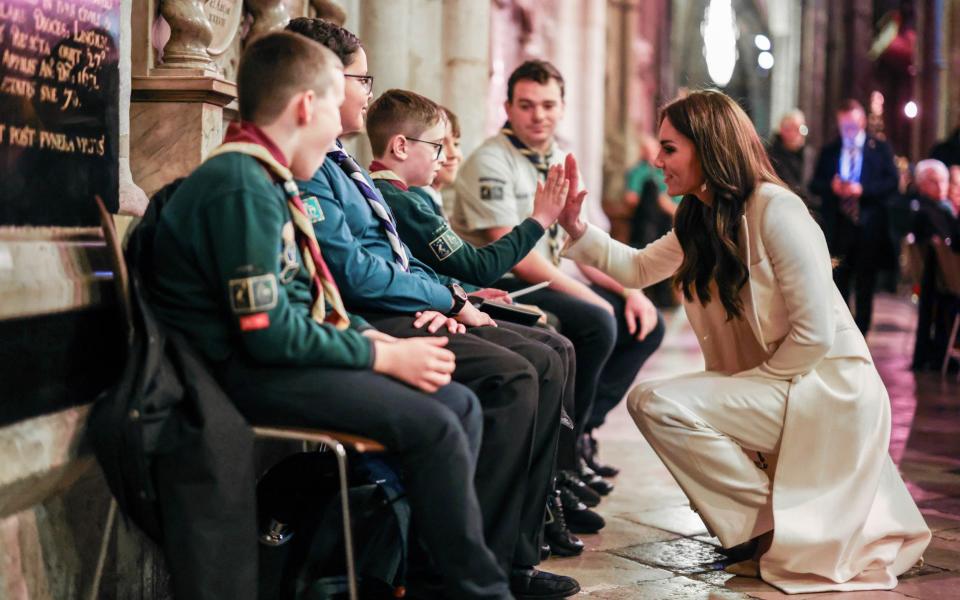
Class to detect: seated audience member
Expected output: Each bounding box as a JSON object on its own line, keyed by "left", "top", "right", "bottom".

{"left": 148, "top": 32, "right": 510, "bottom": 599}
{"left": 364, "top": 91, "right": 606, "bottom": 556}
{"left": 910, "top": 159, "right": 960, "bottom": 371}
{"left": 286, "top": 17, "right": 579, "bottom": 599}
{"left": 950, "top": 165, "right": 960, "bottom": 209}
{"left": 412, "top": 105, "right": 459, "bottom": 215}
{"left": 453, "top": 59, "right": 665, "bottom": 483}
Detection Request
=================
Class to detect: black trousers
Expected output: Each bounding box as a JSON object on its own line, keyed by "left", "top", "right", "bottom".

{"left": 833, "top": 208, "right": 888, "bottom": 334}
{"left": 494, "top": 278, "right": 665, "bottom": 436}
{"left": 358, "top": 313, "right": 564, "bottom": 571}
{"left": 217, "top": 360, "right": 510, "bottom": 600}
{"left": 499, "top": 321, "right": 578, "bottom": 471}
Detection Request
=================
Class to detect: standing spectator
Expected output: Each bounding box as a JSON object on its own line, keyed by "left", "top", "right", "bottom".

{"left": 949, "top": 165, "right": 960, "bottom": 208}
{"left": 768, "top": 110, "right": 815, "bottom": 209}
{"left": 930, "top": 119, "right": 960, "bottom": 167}
{"left": 810, "top": 99, "right": 899, "bottom": 334}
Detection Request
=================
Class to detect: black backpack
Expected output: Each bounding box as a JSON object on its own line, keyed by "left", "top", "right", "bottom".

{"left": 256, "top": 452, "right": 411, "bottom": 600}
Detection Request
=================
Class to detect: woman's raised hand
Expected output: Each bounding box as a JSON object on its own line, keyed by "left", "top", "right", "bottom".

{"left": 558, "top": 153, "right": 588, "bottom": 241}
{"left": 530, "top": 163, "right": 569, "bottom": 229}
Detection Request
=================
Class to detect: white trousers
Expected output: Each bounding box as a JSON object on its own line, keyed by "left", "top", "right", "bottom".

{"left": 628, "top": 371, "right": 790, "bottom": 548}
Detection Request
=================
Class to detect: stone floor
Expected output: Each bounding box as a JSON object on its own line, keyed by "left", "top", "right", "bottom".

{"left": 544, "top": 293, "right": 960, "bottom": 599}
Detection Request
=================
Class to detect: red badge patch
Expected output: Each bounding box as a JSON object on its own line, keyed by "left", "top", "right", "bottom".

{"left": 239, "top": 312, "right": 270, "bottom": 331}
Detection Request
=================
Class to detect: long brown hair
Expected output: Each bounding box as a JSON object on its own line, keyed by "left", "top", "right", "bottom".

{"left": 661, "top": 90, "right": 785, "bottom": 319}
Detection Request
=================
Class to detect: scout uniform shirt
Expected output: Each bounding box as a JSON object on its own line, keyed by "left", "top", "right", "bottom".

{"left": 369, "top": 165, "right": 545, "bottom": 288}
{"left": 453, "top": 133, "right": 581, "bottom": 268}
{"left": 297, "top": 152, "right": 457, "bottom": 313}
{"left": 151, "top": 151, "right": 372, "bottom": 368}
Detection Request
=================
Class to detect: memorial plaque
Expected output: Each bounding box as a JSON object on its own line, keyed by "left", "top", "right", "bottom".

{"left": 205, "top": 0, "right": 242, "bottom": 56}
{"left": 0, "top": 0, "right": 120, "bottom": 226}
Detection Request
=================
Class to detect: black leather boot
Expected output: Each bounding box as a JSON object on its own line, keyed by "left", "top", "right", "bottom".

{"left": 581, "top": 432, "right": 620, "bottom": 478}
{"left": 577, "top": 456, "right": 614, "bottom": 496}
{"left": 544, "top": 489, "right": 584, "bottom": 557}
{"left": 510, "top": 567, "right": 581, "bottom": 599}
{"left": 558, "top": 469, "right": 601, "bottom": 508}
{"left": 557, "top": 485, "right": 605, "bottom": 534}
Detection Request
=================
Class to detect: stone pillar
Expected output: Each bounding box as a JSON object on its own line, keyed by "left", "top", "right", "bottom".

{"left": 768, "top": 0, "right": 803, "bottom": 130}
{"left": 442, "top": 0, "right": 490, "bottom": 157}
{"left": 361, "top": 0, "right": 411, "bottom": 92}
{"left": 408, "top": 0, "right": 443, "bottom": 102}
{"left": 119, "top": 0, "right": 149, "bottom": 220}
{"left": 246, "top": 0, "right": 291, "bottom": 43}
{"left": 156, "top": 0, "right": 215, "bottom": 70}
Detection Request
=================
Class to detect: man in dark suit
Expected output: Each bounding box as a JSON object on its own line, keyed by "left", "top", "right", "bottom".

{"left": 810, "top": 99, "right": 899, "bottom": 334}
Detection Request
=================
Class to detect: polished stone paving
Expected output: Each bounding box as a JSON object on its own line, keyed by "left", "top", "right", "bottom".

{"left": 545, "top": 293, "right": 960, "bottom": 598}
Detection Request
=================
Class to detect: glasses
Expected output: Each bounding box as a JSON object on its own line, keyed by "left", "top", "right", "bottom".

{"left": 407, "top": 137, "right": 444, "bottom": 160}
{"left": 344, "top": 74, "right": 374, "bottom": 94}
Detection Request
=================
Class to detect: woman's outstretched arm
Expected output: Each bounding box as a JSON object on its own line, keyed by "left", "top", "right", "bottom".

{"left": 562, "top": 225, "right": 683, "bottom": 290}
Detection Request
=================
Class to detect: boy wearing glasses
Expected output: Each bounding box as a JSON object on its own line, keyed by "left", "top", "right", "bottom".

{"left": 287, "top": 18, "right": 580, "bottom": 600}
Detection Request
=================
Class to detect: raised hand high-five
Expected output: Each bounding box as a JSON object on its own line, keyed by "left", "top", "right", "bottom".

{"left": 530, "top": 163, "right": 569, "bottom": 229}
{"left": 558, "top": 153, "right": 588, "bottom": 241}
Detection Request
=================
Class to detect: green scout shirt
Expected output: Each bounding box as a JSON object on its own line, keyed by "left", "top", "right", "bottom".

{"left": 373, "top": 178, "right": 545, "bottom": 288}
{"left": 151, "top": 152, "right": 373, "bottom": 369}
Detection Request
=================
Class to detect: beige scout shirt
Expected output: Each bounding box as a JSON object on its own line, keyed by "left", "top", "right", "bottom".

{"left": 452, "top": 133, "right": 572, "bottom": 265}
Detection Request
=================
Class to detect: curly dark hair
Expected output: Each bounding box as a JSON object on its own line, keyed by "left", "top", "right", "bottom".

{"left": 286, "top": 17, "right": 362, "bottom": 66}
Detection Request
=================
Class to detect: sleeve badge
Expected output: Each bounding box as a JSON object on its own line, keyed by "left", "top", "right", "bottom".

{"left": 480, "top": 185, "right": 504, "bottom": 201}
{"left": 229, "top": 273, "right": 279, "bottom": 314}
{"left": 302, "top": 195, "right": 325, "bottom": 223}
{"left": 429, "top": 228, "right": 464, "bottom": 262}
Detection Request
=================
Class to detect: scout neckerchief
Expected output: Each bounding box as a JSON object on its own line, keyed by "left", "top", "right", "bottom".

{"left": 327, "top": 142, "right": 411, "bottom": 271}
{"left": 207, "top": 121, "right": 350, "bottom": 330}
{"left": 501, "top": 121, "right": 563, "bottom": 265}
{"left": 368, "top": 160, "right": 409, "bottom": 191}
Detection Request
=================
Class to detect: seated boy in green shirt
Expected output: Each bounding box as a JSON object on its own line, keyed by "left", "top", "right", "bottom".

{"left": 149, "top": 32, "right": 511, "bottom": 600}
{"left": 365, "top": 89, "right": 610, "bottom": 556}
{"left": 365, "top": 89, "right": 569, "bottom": 289}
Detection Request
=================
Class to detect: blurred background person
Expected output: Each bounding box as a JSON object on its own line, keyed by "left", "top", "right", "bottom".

{"left": 767, "top": 110, "right": 815, "bottom": 211}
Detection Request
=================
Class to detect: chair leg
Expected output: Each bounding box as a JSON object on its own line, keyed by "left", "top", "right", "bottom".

{"left": 943, "top": 314, "right": 960, "bottom": 380}
{"left": 330, "top": 441, "right": 359, "bottom": 600}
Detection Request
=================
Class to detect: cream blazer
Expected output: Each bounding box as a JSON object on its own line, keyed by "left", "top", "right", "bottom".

{"left": 564, "top": 182, "right": 930, "bottom": 593}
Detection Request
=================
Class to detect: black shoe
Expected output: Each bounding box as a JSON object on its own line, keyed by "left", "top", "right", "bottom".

{"left": 582, "top": 433, "right": 620, "bottom": 478}
{"left": 510, "top": 567, "right": 580, "bottom": 599}
{"left": 577, "top": 457, "right": 614, "bottom": 496}
{"left": 558, "top": 485, "right": 605, "bottom": 534}
{"left": 544, "top": 490, "right": 584, "bottom": 557}
{"left": 558, "top": 469, "right": 601, "bottom": 508}
{"left": 540, "top": 542, "right": 552, "bottom": 561}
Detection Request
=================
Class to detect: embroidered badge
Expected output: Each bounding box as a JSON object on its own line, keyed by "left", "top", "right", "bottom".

{"left": 302, "top": 196, "right": 325, "bottom": 222}
{"left": 480, "top": 185, "right": 504, "bottom": 201}
{"left": 429, "top": 228, "right": 464, "bottom": 261}
{"left": 229, "top": 273, "right": 279, "bottom": 314}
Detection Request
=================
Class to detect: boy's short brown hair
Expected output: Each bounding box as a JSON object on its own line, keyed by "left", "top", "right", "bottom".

{"left": 237, "top": 31, "right": 341, "bottom": 125}
{"left": 366, "top": 89, "right": 444, "bottom": 157}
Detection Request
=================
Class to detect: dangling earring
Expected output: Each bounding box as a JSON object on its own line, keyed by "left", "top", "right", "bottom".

{"left": 699, "top": 181, "right": 708, "bottom": 193}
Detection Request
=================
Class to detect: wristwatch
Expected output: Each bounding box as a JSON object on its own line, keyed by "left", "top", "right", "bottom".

{"left": 446, "top": 283, "right": 469, "bottom": 315}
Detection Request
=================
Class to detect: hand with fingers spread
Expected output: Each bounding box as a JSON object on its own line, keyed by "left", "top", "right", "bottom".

{"left": 623, "top": 289, "right": 658, "bottom": 340}
{"left": 372, "top": 336, "right": 457, "bottom": 393}
{"left": 530, "top": 163, "right": 570, "bottom": 229}
{"left": 558, "top": 153, "right": 589, "bottom": 241}
{"left": 413, "top": 310, "right": 466, "bottom": 334}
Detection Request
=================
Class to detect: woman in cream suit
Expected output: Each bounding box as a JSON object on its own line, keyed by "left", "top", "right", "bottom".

{"left": 558, "top": 90, "right": 930, "bottom": 594}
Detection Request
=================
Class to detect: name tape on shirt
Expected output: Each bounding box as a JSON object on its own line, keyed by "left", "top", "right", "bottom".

{"left": 229, "top": 273, "right": 278, "bottom": 314}
{"left": 429, "top": 227, "right": 464, "bottom": 261}
{"left": 302, "top": 196, "right": 325, "bottom": 223}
